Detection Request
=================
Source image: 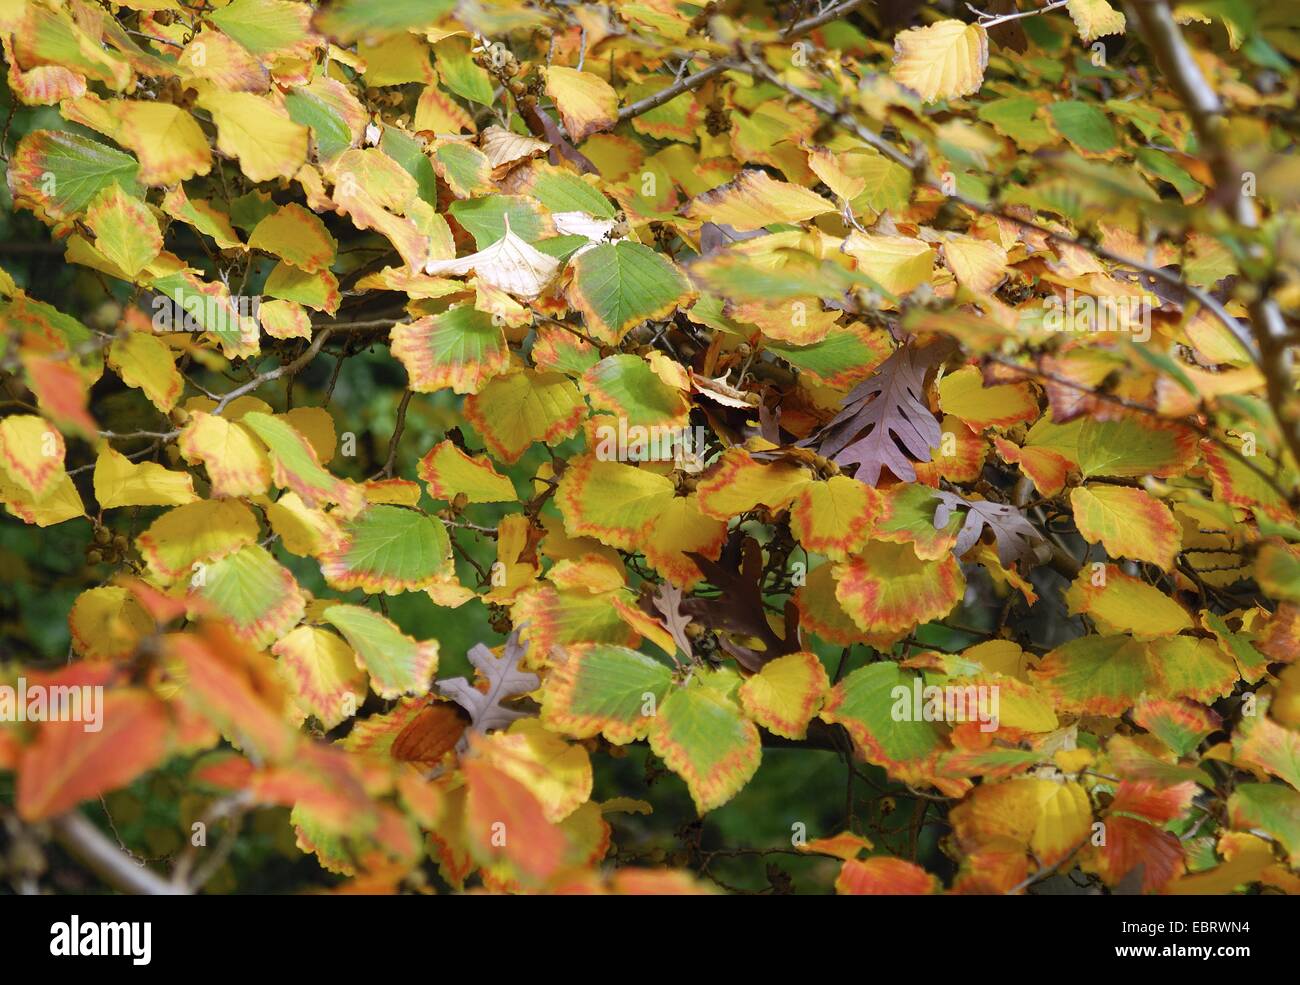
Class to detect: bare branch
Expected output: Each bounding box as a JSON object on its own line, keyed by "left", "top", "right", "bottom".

{"left": 1132, "top": 0, "right": 1299, "bottom": 470}
{"left": 52, "top": 812, "right": 189, "bottom": 896}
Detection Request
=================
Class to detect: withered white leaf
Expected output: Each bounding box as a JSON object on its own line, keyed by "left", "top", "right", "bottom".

{"left": 477, "top": 125, "right": 550, "bottom": 178}
{"left": 423, "top": 215, "right": 561, "bottom": 299}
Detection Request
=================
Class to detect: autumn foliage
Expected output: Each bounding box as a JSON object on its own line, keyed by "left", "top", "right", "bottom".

{"left": 1, "top": 0, "right": 1299, "bottom": 896}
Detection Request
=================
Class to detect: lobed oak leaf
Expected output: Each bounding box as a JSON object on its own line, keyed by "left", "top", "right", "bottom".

{"left": 808, "top": 341, "right": 948, "bottom": 486}
{"left": 436, "top": 629, "right": 540, "bottom": 748}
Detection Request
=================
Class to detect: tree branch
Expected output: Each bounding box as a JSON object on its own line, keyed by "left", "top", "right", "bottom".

{"left": 52, "top": 812, "right": 189, "bottom": 896}
{"left": 618, "top": 0, "right": 869, "bottom": 123}
{"left": 1132, "top": 0, "right": 1298, "bottom": 468}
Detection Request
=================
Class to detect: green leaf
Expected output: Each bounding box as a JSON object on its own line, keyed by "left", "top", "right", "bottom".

{"left": 448, "top": 195, "right": 551, "bottom": 247}
{"left": 977, "top": 97, "right": 1055, "bottom": 151}
{"left": 381, "top": 128, "right": 440, "bottom": 207}
{"left": 542, "top": 644, "right": 674, "bottom": 744}
{"left": 285, "top": 89, "right": 353, "bottom": 162}
{"left": 529, "top": 170, "right": 617, "bottom": 218}
{"left": 649, "top": 671, "right": 761, "bottom": 813}
{"left": 390, "top": 304, "right": 509, "bottom": 395}
{"left": 434, "top": 36, "right": 495, "bottom": 105}
{"left": 9, "top": 130, "right": 140, "bottom": 220}
{"left": 322, "top": 604, "right": 440, "bottom": 699}
{"left": 581, "top": 353, "right": 689, "bottom": 428}
{"left": 1045, "top": 100, "right": 1118, "bottom": 155}
{"left": 766, "top": 327, "right": 892, "bottom": 389}
{"left": 190, "top": 544, "right": 306, "bottom": 649}
{"left": 313, "top": 0, "right": 457, "bottom": 43}
{"left": 568, "top": 241, "right": 693, "bottom": 345}
{"left": 321, "top": 505, "right": 452, "bottom": 594}
{"left": 433, "top": 141, "right": 493, "bottom": 199}
{"left": 242, "top": 412, "right": 364, "bottom": 516}
{"left": 209, "top": 0, "right": 310, "bottom": 56}
{"left": 820, "top": 663, "right": 949, "bottom": 781}
{"left": 1229, "top": 784, "right": 1300, "bottom": 865}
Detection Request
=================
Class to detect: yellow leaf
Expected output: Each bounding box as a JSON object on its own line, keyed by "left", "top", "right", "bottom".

{"left": 178, "top": 411, "right": 271, "bottom": 498}
{"left": 281, "top": 406, "right": 336, "bottom": 464}
{"left": 843, "top": 231, "right": 935, "bottom": 297}
{"left": 0, "top": 470, "right": 84, "bottom": 527}
{"left": 108, "top": 332, "right": 182, "bottom": 412}
{"left": 942, "top": 235, "right": 1008, "bottom": 293}
{"left": 804, "top": 144, "right": 867, "bottom": 201}
{"left": 1070, "top": 484, "right": 1181, "bottom": 570}
{"left": 85, "top": 184, "right": 161, "bottom": 278}
{"left": 66, "top": 96, "right": 213, "bottom": 186}
{"left": 686, "top": 169, "right": 835, "bottom": 232}
{"left": 137, "top": 499, "right": 260, "bottom": 583}
{"left": 1064, "top": 564, "right": 1192, "bottom": 639}
{"left": 739, "top": 652, "right": 830, "bottom": 739}
{"left": 891, "top": 20, "right": 989, "bottom": 103}
{"left": 69, "top": 586, "right": 153, "bottom": 662}
{"left": 1066, "top": 0, "right": 1126, "bottom": 43}
{"left": 264, "top": 490, "right": 344, "bottom": 557}
{"left": 258, "top": 299, "right": 311, "bottom": 340}
{"left": 0, "top": 414, "right": 64, "bottom": 497}
{"left": 197, "top": 90, "right": 308, "bottom": 183}
{"left": 695, "top": 447, "right": 813, "bottom": 520}
{"left": 480, "top": 718, "right": 594, "bottom": 823}
{"left": 545, "top": 66, "right": 619, "bottom": 142}
{"left": 248, "top": 204, "right": 337, "bottom": 273}
{"left": 938, "top": 365, "right": 1038, "bottom": 431}
{"left": 272, "top": 625, "right": 366, "bottom": 730}
{"left": 94, "top": 445, "right": 197, "bottom": 509}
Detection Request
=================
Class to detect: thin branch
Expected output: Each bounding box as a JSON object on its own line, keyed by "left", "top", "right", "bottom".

{"left": 738, "top": 58, "right": 915, "bottom": 168}
{"left": 618, "top": 0, "right": 867, "bottom": 123}
{"left": 376, "top": 389, "right": 413, "bottom": 479}
{"left": 972, "top": 0, "right": 1069, "bottom": 29}
{"left": 786, "top": 0, "right": 867, "bottom": 37}
{"left": 617, "top": 59, "right": 739, "bottom": 122}
{"left": 52, "top": 812, "right": 189, "bottom": 896}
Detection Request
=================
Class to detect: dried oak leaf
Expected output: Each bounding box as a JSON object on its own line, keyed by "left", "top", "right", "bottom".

{"left": 650, "top": 582, "right": 695, "bottom": 661}
{"left": 683, "top": 536, "right": 800, "bottom": 671}
{"left": 436, "top": 629, "right": 540, "bottom": 750}
{"left": 808, "top": 339, "right": 952, "bottom": 486}
{"left": 933, "top": 491, "right": 1049, "bottom": 569}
